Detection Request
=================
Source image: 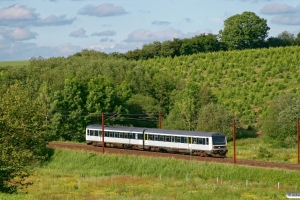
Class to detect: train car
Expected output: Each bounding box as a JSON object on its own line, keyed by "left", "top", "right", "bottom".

{"left": 86, "top": 125, "right": 228, "bottom": 157}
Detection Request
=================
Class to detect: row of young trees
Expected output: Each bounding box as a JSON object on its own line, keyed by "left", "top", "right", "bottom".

{"left": 122, "top": 12, "right": 300, "bottom": 60}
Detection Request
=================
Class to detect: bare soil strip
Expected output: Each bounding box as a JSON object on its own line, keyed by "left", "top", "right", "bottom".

{"left": 48, "top": 142, "right": 300, "bottom": 171}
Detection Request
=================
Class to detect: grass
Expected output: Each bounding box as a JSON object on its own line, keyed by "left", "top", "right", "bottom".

{"left": 0, "top": 60, "right": 29, "bottom": 67}
{"left": 1, "top": 148, "right": 299, "bottom": 200}
{"left": 226, "top": 137, "right": 299, "bottom": 163}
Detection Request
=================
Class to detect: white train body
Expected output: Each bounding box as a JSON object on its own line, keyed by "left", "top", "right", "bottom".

{"left": 86, "top": 125, "right": 228, "bottom": 157}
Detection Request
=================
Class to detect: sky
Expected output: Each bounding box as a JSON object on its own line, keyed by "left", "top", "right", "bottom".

{"left": 0, "top": 0, "right": 300, "bottom": 61}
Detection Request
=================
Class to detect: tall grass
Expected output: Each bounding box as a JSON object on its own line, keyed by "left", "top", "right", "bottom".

{"left": 2, "top": 148, "right": 299, "bottom": 199}
{"left": 226, "top": 138, "right": 298, "bottom": 163}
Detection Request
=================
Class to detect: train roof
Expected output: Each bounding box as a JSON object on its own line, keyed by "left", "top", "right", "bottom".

{"left": 86, "top": 125, "right": 225, "bottom": 137}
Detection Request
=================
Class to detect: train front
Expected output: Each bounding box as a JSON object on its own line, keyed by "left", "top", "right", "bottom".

{"left": 211, "top": 133, "right": 228, "bottom": 157}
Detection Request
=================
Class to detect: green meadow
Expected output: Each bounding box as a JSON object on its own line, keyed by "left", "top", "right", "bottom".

{"left": 0, "top": 60, "right": 29, "bottom": 67}
{"left": 1, "top": 148, "right": 299, "bottom": 200}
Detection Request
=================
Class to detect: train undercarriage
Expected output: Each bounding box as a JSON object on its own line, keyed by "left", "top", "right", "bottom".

{"left": 87, "top": 141, "right": 227, "bottom": 158}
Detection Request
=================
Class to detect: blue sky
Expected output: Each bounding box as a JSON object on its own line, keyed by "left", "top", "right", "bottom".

{"left": 0, "top": 0, "right": 300, "bottom": 61}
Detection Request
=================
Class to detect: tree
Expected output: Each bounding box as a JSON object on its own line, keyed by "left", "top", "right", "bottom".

{"left": 163, "top": 82, "right": 216, "bottom": 130}
{"left": 219, "top": 11, "right": 270, "bottom": 50}
{"left": 49, "top": 78, "right": 86, "bottom": 142}
{"left": 277, "top": 31, "right": 295, "bottom": 46}
{"left": 0, "top": 83, "right": 48, "bottom": 192}
{"left": 261, "top": 94, "right": 300, "bottom": 147}
{"left": 196, "top": 103, "right": 233, "bottom": 140}
{"left": 125, "top": 94, "right": 162, "bottom": 127}
{"left": 294, "top": 32, "right": 300, "bottom": 45}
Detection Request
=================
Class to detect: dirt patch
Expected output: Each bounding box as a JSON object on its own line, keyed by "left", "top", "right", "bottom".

{"left": 48, "top": 142, "right": 300, "bottom": 171}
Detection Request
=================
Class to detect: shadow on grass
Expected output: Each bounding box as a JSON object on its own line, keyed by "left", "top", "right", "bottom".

{"left": 236, "top": 128, "right": 258, "bottom": 139}
{"left": 44, "top": 147, "right": 55, "bottom": 163}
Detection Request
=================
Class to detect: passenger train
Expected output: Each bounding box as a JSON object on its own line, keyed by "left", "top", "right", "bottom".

{"left": 86, "top": 125, "right": 228, "bottom": 157}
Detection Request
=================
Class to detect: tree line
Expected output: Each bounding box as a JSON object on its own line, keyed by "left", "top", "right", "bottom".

{"left": 111, "top": 12, "right": 300, "bottom": 60}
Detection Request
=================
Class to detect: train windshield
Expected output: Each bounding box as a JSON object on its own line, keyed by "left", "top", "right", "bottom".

{"left": 212, "top": 136, "right": 226, "bottom": 145}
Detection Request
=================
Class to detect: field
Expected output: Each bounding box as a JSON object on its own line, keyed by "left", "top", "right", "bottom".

{"left": 0, "top": 60, "right": 29, "bottom": 67}
{"left": 227, "top": 138, "right": 299, "bottom": 163}
{"left": 1, "top": 148, "right": 299, "bottom": 200}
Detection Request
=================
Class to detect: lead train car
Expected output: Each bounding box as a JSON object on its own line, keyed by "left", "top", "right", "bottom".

{"left": 86, "top": 125, "right": 228, "bottom": 157}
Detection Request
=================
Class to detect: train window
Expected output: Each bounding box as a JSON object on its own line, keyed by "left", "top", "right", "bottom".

{"left": 119, "top": 133, "right": 123, "bottom": 138}
{"left": 145, "top": 134, "right": 148, "bottom": 140}
{"left": 105, "top": 132, "right": 108, "bottom": 137}
{"left": 171, "top": 136, "right": 175, "bottom": 142}
{"left": 90, "top": 130, "right": 94, "bottom": 136}
{"left": 154, "top": 135, "right": 158, "bottom": 141}
{"left": 181, "top": 137, "right": 185, "bottom": 143}
{"left": 198, "top": 138, "right": 203, "bottom": 144}
{"left": 114, "top": 132, "right": 118, "bottom": 138}
{"left": 149, "top": 134, "right": 153, "bottom": 140}
{"left": 206, "top": 138, "right": 209, "bottom": 145}
{"left": 184, "top": 137, "right": 188, "bottom": 143}
{"left": 165, "top": 136, "right": 170, "bottom": 142}
{"left": 192, "top": 138, "right": 197, "bottom": 144}
{"left": 109, "top": 132, "right": 113, "bottom": 137}
{"left": 99, "top": 131, "right": 102, "bottom": 136}
{"left": 138, "top": 134, "right": 143, "bottom": 140}
{"left": 124, "top": 133, "right": 128, "bottom": 138}
{"left": 176, "top": 136, "right": 181, "bottom": 143}
{"left": 159, "top": 135, "right": 164, "bottom": 141}
{"left": 87, "top": 129, "right": 89, "bottom": 135}
{"left": 129, "top": 133, "right": 133, "bottom": 139}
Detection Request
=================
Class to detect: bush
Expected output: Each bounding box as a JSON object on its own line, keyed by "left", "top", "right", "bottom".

{"left": 257, "top": 147, "right": 273, "bottom": 158}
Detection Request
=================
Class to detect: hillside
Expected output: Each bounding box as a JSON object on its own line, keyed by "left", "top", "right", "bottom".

{"left": 138, "top": 46, "right": 300, "bottom": 123}
{"left": 0, "top": 46, "right": 300, "bottom": 141}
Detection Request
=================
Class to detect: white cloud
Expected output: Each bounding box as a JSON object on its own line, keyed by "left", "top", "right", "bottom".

{"left": 0, "top": 4, "right": 75, "bottom": 27}
{"left": 0, "top": 39, "right": 82, "bottom": 60}
{"left": 261, "top": 3, "right": 298, "bottom": 15}
{"left": 0, "top": 28, "right": 38, "bottom": 41}
{"left": 78, "top": 4, "right": 127, "bottom": 17}
{"left": 124, "top": 28, "right": 207, "bottom": 43}
{"left": 69, "top": 28, "right": 87, "bottom": 38}
{"left": 35, "top": 15, "right": 76, "bottom": 26}
{"left": 56, "top": 43, "right": 81, "bottom": 54}
{"left": 271, "top": 15, "right": 300, "bottom": 25}
{"left": 92, "top": 30, "right": 116, "bottom": 36}
{"left": 0, "top": 4, "right": 38, "bottom": 21}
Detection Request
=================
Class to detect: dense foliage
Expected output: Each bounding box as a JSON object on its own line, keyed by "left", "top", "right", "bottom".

{"left": 1, "top": 46, "right": 300, "bottom": 144}
{"left": 0, "top": 83, "right": 48, "bottom": 192}
{"left": 219, "top": 11, "right": 270, "bottom": 49}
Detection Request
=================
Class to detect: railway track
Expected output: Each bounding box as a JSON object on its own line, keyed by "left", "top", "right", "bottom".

{"left": 48, "top": 142, "right": 300, "bottom": 171}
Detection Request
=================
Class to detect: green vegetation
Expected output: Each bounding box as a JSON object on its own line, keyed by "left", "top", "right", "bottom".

{"left": 2, "top": 10, "right": 300, "bottom": 195}
{"left": 0, "top": 60, "right": 29, "bottom": 67}
{"left": 227, "top": 138, "right": 298, "bottom": 163}
{"left": 1, "top": 149, "right": 299, "bottom": 199}
{"left": 0, "top": 83, "right": 48, "bottom": 193}
{"left": 219, "top": 11, "right": 270, "bottom": 50}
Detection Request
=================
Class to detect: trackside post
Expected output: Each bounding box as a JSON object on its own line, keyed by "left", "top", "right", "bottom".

{"left": 233, "top": 119, "right": 236, "bottom": 164}
{"left": 298, "top": 118, "right": 300, "bottom": 164}
{"left": 102, "top": 112, "right": 105, "bottom": 154}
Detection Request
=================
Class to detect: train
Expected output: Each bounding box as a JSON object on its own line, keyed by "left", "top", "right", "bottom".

{"left": 86, "top": 125, "right": 228, "bottom": 157}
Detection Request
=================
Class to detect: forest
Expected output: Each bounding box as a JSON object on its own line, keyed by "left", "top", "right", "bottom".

{"left": 1, "top": 11, "right": 300, "bottom": 193}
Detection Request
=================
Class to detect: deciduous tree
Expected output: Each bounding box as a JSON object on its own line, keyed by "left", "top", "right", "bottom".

{"left": 219, "top": 11, "right": 270, "bottom": 50}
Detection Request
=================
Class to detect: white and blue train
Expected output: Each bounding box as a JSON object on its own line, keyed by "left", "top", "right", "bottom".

{"left": 86, "top": 125, "right": 228, "bottom": 157}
